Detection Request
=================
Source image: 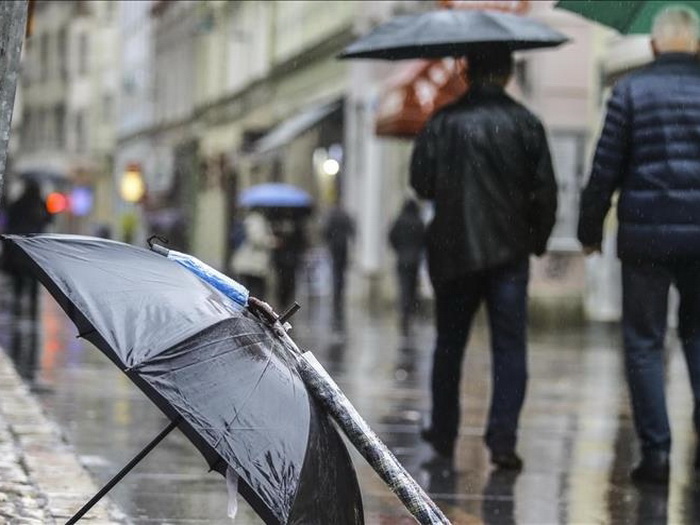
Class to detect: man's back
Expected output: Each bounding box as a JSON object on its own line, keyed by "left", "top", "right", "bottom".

{"left": 579, "top": 53, "right": 700, "bottom": 260}
{"left": 410, "top": 86, "right": 557, "bottom": 282}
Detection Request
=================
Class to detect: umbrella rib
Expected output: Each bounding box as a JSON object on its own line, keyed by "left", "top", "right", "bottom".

{"left": 127, "top": 328, "right": 265, "bottom": 371}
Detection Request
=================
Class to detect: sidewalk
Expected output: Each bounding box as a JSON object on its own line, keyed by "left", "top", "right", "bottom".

{"left": 0, "top": 349, "right": 125, "bottom": 524}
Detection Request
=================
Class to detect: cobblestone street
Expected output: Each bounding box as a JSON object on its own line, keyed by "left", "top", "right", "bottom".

{"left": 0, "top": 347, "right": 123, "bottom": 524}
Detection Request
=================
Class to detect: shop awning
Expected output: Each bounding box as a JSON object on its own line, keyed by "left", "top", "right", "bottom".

{"left": 253, "top": 99, "right": 342, "bottom": 155}
{"left": 375, "top": 58, "right": 467, "bottom": 138}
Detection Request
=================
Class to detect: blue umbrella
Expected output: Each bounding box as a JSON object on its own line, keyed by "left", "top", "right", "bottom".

{"left": 239, "top": 183, "right": 313, "bottom": 208}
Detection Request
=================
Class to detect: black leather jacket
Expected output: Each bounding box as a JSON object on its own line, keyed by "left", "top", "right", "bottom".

{"left": 410, "top": 85, "right": 557, "bottom": 284}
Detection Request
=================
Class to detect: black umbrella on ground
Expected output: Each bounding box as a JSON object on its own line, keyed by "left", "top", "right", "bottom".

{"left": 338, "top": 9, "right": 569, "bottom": 60}
{"left": 2, "top": 234, "right": 363, "bottom": 524}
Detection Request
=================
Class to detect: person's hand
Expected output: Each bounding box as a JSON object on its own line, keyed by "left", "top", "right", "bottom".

{"left": 582, "top": 244, "right": 601, "bottom": 256}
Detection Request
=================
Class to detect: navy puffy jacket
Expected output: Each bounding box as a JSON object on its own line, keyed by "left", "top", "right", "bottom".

{"left": 578, "top": 53, "right": 700, "bottom": 261}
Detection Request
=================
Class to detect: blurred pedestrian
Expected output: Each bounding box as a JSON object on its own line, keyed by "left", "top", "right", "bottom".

{"left": 322, "top": 203, "right": 355, "bottom": 330}
{"left": 411, "top": 45, "right": 557, "bottom": 470}
{"left": 3, "top": 180, "right": 52, "bottom": 318}
{"left": 230, "top": 209, "right": 276, "bottom": 300}
{"left": 93, "top": 223, "right": 112, "bottom": 239}
{"left": 578, "top": 6, "right": 700, "bottom": 485}
{"left": 388, "top": 198, "right": 425, "bottom": 339}
{"left": 271, "top": 216, "right": 307, "bottom": 309}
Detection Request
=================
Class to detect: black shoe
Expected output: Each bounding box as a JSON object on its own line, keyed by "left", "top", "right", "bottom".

{"left": 631, "top": 451, "right": 670, "bottom": 485}
{"left": 420, "top": 427, "right": 454, "bottom": 459}
{"left": 491, "top": 451, "right": 523, "bottom": 471}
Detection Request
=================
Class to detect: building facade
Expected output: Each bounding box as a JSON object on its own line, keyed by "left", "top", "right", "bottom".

{"left": 14, "top": 0, "right": 119, "bottom": 232}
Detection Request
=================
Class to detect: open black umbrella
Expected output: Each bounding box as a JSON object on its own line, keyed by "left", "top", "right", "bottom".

{"left": 338, "top": 9, "right": 569, "bottom": 60}
{"left": 2, "top": 234, "right": 363, "bottom": 524}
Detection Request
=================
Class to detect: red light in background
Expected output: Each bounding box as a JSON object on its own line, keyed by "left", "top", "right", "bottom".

{"left": 46, "top": 192, "right": 69, "bottom": 214}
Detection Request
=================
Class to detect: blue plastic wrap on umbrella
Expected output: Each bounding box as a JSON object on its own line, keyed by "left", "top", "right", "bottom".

{"left": 164, "top": 249, "right": 249, "bottom": 307}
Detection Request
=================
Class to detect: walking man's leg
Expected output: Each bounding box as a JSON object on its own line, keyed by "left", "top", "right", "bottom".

{"left": 484, "top": 258, "right": 529, "bottom": 470}
{"left": 622, "top": 261, "right": 672, "bottom": 483}
{"left": 11, "top": 273, "right": 23, "bottom": 316}
{"left": 398, "top": 265, "right": 418, "bottom": 336}
{"left": 423, "top": 276, "right": 480, "bottom": 459}
{"left": 332, "top": 258, "right": 346, "bottom": 328}
{"left": 674, "top": 260, "right": 700, "bottom": 471}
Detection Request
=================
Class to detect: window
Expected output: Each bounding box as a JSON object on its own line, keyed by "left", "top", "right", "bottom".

{"left": 102, "top": 94, "right": 113, "bottom": 122}
{"left": 55, "top": 105, "right": 65, "bottom": 148}
{"left": 40, "top": 32, "right": 49, "bottom": 82}
{"left": 78, "top": 33, "right": 89, "bottom": 75}
{"left": 75, "top": 112, "right": 87, "bottom": 153}
{"left": 58, "top": 28, "right": 68, "bottom": 81}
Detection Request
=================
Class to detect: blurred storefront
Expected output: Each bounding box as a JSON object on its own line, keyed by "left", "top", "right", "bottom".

{"left": 188, "top": 0, "right": 355, "bottom": 269}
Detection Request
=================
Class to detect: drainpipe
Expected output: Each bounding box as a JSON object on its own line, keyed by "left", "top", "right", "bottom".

{"left": 0, "top": 0, "right": 28, "bottom": 199}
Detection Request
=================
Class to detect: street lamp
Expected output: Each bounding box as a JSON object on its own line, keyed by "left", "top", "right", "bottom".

{"left": 120, "top": 163, "right": 145, "bottom": 203}
{"left": 322, "top": 158, "right": 340, "bottom": 176}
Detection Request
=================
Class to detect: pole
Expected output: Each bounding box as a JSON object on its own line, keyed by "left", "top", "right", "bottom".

{"left": 0, "top": 0, "right": 27, "bottom": 200}
{"left": 65, "top": 418, "right": 179, "bottom": 524}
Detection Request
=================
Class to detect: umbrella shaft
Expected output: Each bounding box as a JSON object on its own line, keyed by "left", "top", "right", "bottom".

{"left": 296, "top": 354, "right": 450, "bottom": 524}
{"left": 66, "top": 418, "right": 179, "bottom": 524}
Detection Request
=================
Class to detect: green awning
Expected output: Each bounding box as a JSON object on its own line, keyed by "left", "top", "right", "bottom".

{"left": 556, "top": 1, "right": 700, "bottom": 34}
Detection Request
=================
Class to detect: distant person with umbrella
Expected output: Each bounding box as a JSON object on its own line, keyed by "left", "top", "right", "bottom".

{"left": 2, "top": 180, "right": 52, "bottom": 318}
{"left": 229, "top": 209, "right": 276, "bottom": 300}
{"left": 322, "top": 202, "right": 356, "bottom": 331}
{"left": 236, "top": 183, "right": 313, "bottom": 306}
{"left": 411, "top": 45, "right": 558, "bottom": 470}
{"left": 388, "top": 198, "right": 425, "bottom": 340}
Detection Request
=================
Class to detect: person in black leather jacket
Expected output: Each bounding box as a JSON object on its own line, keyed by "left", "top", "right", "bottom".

{"left": 410, "top": 45, "right": 557, "bottom": 471}
{"left": 579, "top": 6, "right": 700, "bottom": 485}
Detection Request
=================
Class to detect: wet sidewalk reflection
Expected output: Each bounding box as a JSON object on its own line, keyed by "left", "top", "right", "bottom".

{"left": 2, "top": 285, "right": 699, "bottom": 524}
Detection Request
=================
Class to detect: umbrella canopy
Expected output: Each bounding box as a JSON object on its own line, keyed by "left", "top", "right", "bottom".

{"left": 338, "top": 9, "right": 569, "bottom": 60}
{"left": 556, "top": 1, "right": 700, "bottom": 34}
{"left": 2, "top": 234, "right": 363, "bottom": 525}
{"left": 239, "top": 183, "right": 314, "bottom": 209}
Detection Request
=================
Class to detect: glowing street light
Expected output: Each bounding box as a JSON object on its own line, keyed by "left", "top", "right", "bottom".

{"left": 322, "top": 158, "right": 340, "bottom": 176}
{"left": 120, "top": 164, "right": 145, "bottom": 203}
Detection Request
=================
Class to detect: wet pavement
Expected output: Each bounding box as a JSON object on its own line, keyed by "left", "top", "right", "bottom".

{"left": 2, "top": 282, "right": 700, "bottom": 524}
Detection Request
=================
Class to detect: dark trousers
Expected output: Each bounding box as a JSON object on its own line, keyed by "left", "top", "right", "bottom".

{"left": 429, "top": 258, "right": 529, "bottom": 454}
{"left": 331, "top": 257, "right": 347, "bottom": 325}
{"left": 12, "top": 273, "right": 39, "bottom": 319}
{"left": 622, "top": 259, "right": 700, "bottom": 455}
{"left": 397, "top": 264, "right": 420, "bottom": 336}
{"left": 275, "top": 263, "right": 297, "bottom": 309}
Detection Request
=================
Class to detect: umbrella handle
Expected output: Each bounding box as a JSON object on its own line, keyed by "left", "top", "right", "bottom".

{"left": 65, "top": 418, "right": 180, "bottom": 524}
{"left": 147, "top": 235, "right": 170, "bottom": 256}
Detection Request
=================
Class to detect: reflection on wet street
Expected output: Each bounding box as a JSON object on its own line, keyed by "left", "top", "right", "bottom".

{"left": 2, "top": 287, "right": 699, "bottom": 524}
